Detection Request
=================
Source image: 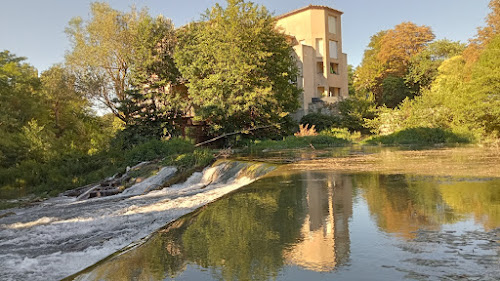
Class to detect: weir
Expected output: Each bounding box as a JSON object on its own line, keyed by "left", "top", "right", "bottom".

{"left": 0, "top": 160, "right": 276, "bottom": 281}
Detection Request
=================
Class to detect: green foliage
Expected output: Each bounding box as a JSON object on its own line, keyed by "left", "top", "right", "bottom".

{"left": 174, "top": 0, "right": 300, "bottom": 137}
{"left": 354, "top": 23, "right": 463, "bottom": 109}
{"left": 381, "top": 75, "right": 412, "bottom": 108}
{"left": 250, "top": 135, "right": 350, "bottom": 151}
{"left": 467, "top": 34, "right": 500, "bottom": 135}
{"left": 66, "top": 3, "right": 181, "bottom": 124}
{"left": 364, "top": 127, "right": 470, "bottom": 146}
{"left": 405, "top": 39, "right": 466, "bottom": 95}
{"left": 368, "top": 35, "right": 500, "bottom": 142}
{"left": 118, "top": 14, "right": 187, "bottom": 142}
{"left": 320, "top": 127, "right": 361, "bottom": 142}
{"left": 123, "top": 138, "right": 194, "bottom": 166}
{"left": 337, "top": 92, "right": 378, "bottom": 133}
{"left": 162, "top": 149, "right": 214, "bottom": 171}
{"left": 354, "top": 31, "right": 387, "bottom": 102}
{"left": 0, "top": 51, "right": 44, "bottom": 167}
{"left": 118, "top": 88, "right": 184, "bottom": 143}
{"left": 0, "top": 138, "right": 200, "bottom": 197}
{"left": 299, "top": 113, "right": 340, "bottom": 132}
{"left": 356, "top": 2, "right": 500, "bottom": 143}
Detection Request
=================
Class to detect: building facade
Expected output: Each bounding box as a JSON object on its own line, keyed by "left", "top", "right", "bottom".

{"left": 276, "top": 5, "right": 348, "bottom": 118}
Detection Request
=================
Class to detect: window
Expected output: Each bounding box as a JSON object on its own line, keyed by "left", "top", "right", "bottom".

{"left": 317, "top": 87, "right": 326, "bottom": 97}
{"left": 317, "top": 61, "right": 324, "bottom": 74}
{"left": 330, "top": 63, "right": 339, "bottom": 74}
{"left": 329, "top": 40, "right": 338, "bottom": 59}
{"left": 328, "top": 16, "right": 337, "bottom": 34}
{"left": 329, "top": 87, "right": 341, "bottom": 97}
{"left": 316, "top": 38, "right": 324, "bottom": 57}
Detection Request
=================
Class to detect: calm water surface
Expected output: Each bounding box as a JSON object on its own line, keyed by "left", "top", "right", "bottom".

{"left": 69, "top": 169, "right": 500, "bottom": 281}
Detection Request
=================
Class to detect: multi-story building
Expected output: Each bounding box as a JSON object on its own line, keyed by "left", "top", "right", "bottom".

{"left": 276, "top": 5, "right": 348, "bottom": 118}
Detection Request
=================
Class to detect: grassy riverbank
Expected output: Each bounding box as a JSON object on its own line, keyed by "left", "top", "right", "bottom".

{"left": 0, "top": 139, "right": 214, "bottom": 202}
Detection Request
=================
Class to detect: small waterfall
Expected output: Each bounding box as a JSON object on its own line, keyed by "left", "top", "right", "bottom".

{"left": 0, "top": 160, "right": 276, "bottom": 281}
{"left": 121, "top": 166, "right": 178, "bottom": 196}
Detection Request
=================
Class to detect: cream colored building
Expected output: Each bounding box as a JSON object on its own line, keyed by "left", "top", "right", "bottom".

{"left": 276, "top": 5, "right": 349, "bottom": 118}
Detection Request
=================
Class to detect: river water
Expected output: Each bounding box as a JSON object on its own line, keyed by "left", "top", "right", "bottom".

{"left": 68, "top": 167, "right": 499, "bottom": 280}
{"left": 1, "top": 148, "right": 499, "bottom": 280}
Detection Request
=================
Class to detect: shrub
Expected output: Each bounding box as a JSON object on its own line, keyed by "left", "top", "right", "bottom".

{"left": 320, "top": 127, "right": 361, "bottom": 141}
{"left": 123, "top": 138, "right": 194, "bottom": 166}
{"left": 300, "top": 113, "right": 340, "bottom": 132}
{"left": 294, "top": 124, "right": 318, "bottom": 137}
{"left": 162, "top": 149, "right": 214, "bottom": 171}
{"left": 364, "top": 127, "right": 471, "bottom": 145}
{"left": 249, "top": 135, "right": 350, "bottom": 151}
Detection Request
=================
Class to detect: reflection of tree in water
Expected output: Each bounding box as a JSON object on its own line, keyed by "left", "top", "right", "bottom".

{"left": 284, "top": 172, "right": 353, "bottom": 272}
{"left": 180, "top": 174, "right": 308, "bottom": 280}
{"left": 71, "top": 223, "right": 188, "bottom": 281}
{"left": 439, "top": 180, "right": 500, "bottom": 230}
{"left": 357, "top": 174, "right": 500, "bottom": 238}
{"left": 70, "top": 171, "right": 358, "bottom": 280}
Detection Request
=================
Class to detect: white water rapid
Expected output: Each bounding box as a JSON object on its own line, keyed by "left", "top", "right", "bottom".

{"left": 0, "top": 161, "right": 275, "bottom": 281}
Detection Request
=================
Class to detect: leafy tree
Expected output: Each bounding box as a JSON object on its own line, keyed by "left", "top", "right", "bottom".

{"left": 40, "top": 64, "right": 113, "bottom": 155}
{"left": 66, "top": 2, "right": 180, "bottom": 123}
{"left": 300, "top": 113, "right": 340, "bottom": 132}
{"left": 347, "top": 64, "right": 356, "bottom": 96}
{"left": 467, "top": 34, "right": 500, "bottom": 135}
{"left": 117, "top": 15, "right": 186, "bottom": 143}
{"left": 377, "top": 22, "right": 435, "bottom": 76}
{"left": 354, "top": 31, "right": 387, "bottom": 101}
{"left": 355, "top": 22, "right": 435, "bottom": 107}
{"left": 405, "top": 39, "right": 466, "bottom": 96}
{"left": 381, "top": 76, "right": 411, "bottom": 108}
{"left": 338, "top": 92, "right": 377, "bottom": 133}
{"left": 175, "top": 0, "right": 301, "bottom": 137}
{"left": 0, "top": 51, "right": 45, "bottom": 167}
{"left": 464, "top": 0, "right": 500, "bottom": 64}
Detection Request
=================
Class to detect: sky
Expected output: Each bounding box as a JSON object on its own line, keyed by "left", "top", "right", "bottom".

{"left": 0, "top": 0, "right": 491, "bottom": 73}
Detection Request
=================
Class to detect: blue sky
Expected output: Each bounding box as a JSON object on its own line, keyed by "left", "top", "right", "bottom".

{"left": 0, "top": 0, "right": 491, "bottom": 72}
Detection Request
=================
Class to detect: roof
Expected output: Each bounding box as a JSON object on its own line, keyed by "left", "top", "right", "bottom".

{"left": 275, "top": 5, "right": 343, "bottom": 20}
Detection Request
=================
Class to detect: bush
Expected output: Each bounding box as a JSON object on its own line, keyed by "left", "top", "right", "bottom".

{"left": 300, "top": 113, "right": 340, "bottom": 132}
{"left": 294, "top": 124, "right": 318, "bottom": 137}
{"left": 364, "top": 127, "right": 471, "bottom": 146}
{"left": 320, "top": 127, "right": 361, "bottom": 141}
{"left": 122, "top": 138, "right": 194, "bottom": 166}
{"left": 162, "top": 149, "right": 214, "bottom": 171}
{"left": 249, "top": 135, "right": 350, "bottom": 151}
{"left": 0, "top": 138, "right": 202, "bottom": 199}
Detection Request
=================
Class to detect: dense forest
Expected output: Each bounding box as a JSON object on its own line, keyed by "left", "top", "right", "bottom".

{"left": 1, "top": 0, "right": 499, "bottom": 198}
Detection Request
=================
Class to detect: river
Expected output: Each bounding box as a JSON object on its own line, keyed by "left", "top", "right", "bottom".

{"left": 1, "top": 147, "right": 499, "bottom": 280}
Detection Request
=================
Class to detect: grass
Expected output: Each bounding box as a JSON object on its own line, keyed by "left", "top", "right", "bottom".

{"left": 364, "top": 127, "right": 471, "bottom": 146}
{"left": 249, "top": 135, "right": 350, "bottom": 151}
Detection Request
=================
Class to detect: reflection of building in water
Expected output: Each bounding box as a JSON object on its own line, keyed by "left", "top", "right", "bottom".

{"left": 284, "top": 172, "right": 352, "bottom": 272}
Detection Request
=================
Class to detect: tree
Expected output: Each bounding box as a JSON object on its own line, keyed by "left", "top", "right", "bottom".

{"left": 467, "top": 34, "right": 500, "bottom": 135}
{"left": 174, "top": 0, "right": 300, "bottom": 137}
{"left": 464, "top": 0, "right": 500, "bottom": 64}
{"left": 117, "top": 14, "right": 186, "bottom": 142}
{"left": 405, "top": 39, "right": 466, "bottom": 96}
{"left": 381, "top": 76, "right": 411, "bottom": 108}
{"left": 377, "top": 22, "right": 435, "bottom": 76}
{"left": 40, "top": 64, "right": 113, "bottom": 155}
{"left": 355, "top": 22, "right": 435, "bottom": 107}
{"left": 0, "top": 51, "right": 45, "bottom": 167}
{"left": 65, "top": 2, "right": 180, "bottom": 123}
{"left": 354, "top": 31, "right": 387, "bottom": 101}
